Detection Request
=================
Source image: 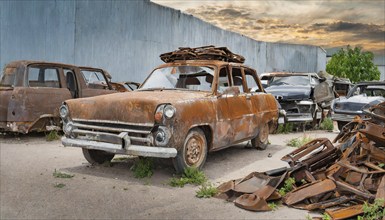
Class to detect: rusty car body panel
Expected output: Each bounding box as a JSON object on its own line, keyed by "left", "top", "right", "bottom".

{"left": 61, "top": 47, "right": 279, "bottom": 172}
{"left": 0, "top": 60, "right": 118, "bottom": 133}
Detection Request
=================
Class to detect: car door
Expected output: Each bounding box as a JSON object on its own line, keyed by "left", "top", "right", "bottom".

{"left": 78, "top": 68, "right": 117, "bottom": 97}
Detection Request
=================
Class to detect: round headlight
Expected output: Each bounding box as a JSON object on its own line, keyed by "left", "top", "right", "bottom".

{"left": 59, "top": 105, "right": 69, "bottom": 118}
{"left": 64, "top": 122, "right": 74, "bottom": 134}
{"left": 163, "top": 105, "right": 176, "bottom": 119}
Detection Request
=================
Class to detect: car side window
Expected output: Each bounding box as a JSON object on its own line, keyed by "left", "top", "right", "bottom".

{"left": 231, "top": 67, "right": 245, "bottom": 93}
{"left": 28, "top": 67, "right": 60, "bottom": 88}
{"left": 217, "top": 67, "right": 230, "bottom": 93}
{"left": 81, "top": 70, "right": 108, "bottom": 89}
{"left": 244, "top": 68, "right": 261, "bottom": 92}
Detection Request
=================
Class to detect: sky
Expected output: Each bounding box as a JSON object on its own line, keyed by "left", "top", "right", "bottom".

{"left": 152, "top": 0, "right": 385, "bottom": 55}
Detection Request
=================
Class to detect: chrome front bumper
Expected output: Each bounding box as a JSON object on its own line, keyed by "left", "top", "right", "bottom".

{"left": 61, "top": 131, "right": 177, "bottom": 158}
{"left": 331, "top": 112, "right": 359, "bottom": 122}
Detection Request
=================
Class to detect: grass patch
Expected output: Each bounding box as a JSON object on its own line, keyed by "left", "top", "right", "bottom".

{"left": 276, "top": 123, "right": 293, "bottom": 134}
{"left": 268, "top": 202, "right": 278, "bottom": 211}
{"left": 46, "top": 130, "right": 61, "bottom": 141}
{"left": 53, "top": 169, "right": 74, "bottom": 178}
{"left": 287, "top": 135, "right": 313, "bottom": 148}
{"left": 112, "top": 157, "right": 129, "bottom": 162}
{"left": 54, "top": 183, "right": 66, "bottom": 188}
{"left": 131, "top": 157, "right": 153, "bottom": 178}
{"left": 278, "top": 177, "right": 295, "bottom": 196}
{"left": 358, "top": 198, "right": 385, "bottom": 220}
{"left": 196, "top": 182, "right": 218, "bottom": 198}
{"left": 169, "top": 167, "right": 207, "bottom": 187}
{"left": 322, "top": 212, "right": 332, "bottom": 220}
{"left": 320, "top": 118, "right": 334, "bottom": 131}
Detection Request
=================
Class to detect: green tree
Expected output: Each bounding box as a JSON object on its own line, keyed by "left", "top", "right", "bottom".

{"left": 326, "top": 46, "right": 380, "bottom": 83}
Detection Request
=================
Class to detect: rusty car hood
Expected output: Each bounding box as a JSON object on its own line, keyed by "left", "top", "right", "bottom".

{"left": 65, "top": 89, "right": 211, "bottom": 124}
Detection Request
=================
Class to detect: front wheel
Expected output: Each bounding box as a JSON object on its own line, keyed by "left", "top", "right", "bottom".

{"left": 172, "top": 128, "right": 208, "bottom": 174}
{"left": 251, "top": 123, "right": 269, "bottom": 150}
{"left": 82, "top": 148, "right": 115, "bottom": 164}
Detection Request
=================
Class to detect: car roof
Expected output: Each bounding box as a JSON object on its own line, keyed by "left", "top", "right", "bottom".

{"left": 261, "top": 72, "right": 318, "bottom": 77}
{"left": 155, "top": 60, "right": 254, "bottom": 69}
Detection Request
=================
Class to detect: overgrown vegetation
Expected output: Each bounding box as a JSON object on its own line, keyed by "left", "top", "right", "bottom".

{"left": 358, "top": 199, "right": 385, "bottom": 220}
{"left": 278, "top": 177, "right": 296, "bottom": 196}
{"left": 276, "top": 123, "right": 293, "bottom": 134}
{"left": 322, "top": 212, "right": 332, "bottom": 220}
{"left": 319, "top": 118, "right": 334, "bottom": 131}
{"left": 169, "top": 167, "right": 207, "bottom": 187}
{"left": 53, "top": 169, "right": 74, "bottom": 178}
{"left": 53, "top": 183, "right": 66, "bottom": 188}
{"left": 326, "top": 46, "right": 380, "bottom": 83}
{"left": 287, "top": 135, "right": 313, "bottom": 148}
{"left": 46, "top": 130, "right": 61, "bottom": 141}
{"left": 196, "top": 183, "right": 218, "bottom": 198}
{"left": 268, "top": 202, "right": 278, "bottom": 211}
{"left": 131, "top": 157, "right": 153, "bottom": 178}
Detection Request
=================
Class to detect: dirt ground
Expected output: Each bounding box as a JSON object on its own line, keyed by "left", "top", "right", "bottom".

{"left": 0, "top": 131, "right": 337, "bottom": 219}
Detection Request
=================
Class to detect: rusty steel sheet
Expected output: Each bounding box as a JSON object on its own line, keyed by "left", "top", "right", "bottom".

{"left": 293, "top": 195, "right": 355, "bottom": 210}
{"left": 335, "top": 180, "right": 375, "bottom": 201}
{"left": 325, "top": 204, "right": 364, "bottom": 220}
{"left": 376, "top": 175, "right": 385, "bottom": 207}
{"left": 282, "top": 179, "right": 336, "bottom": 206}
{"left": 160, "top": 45, "right": 245, "bottom": 63}
{"left": 359, "top": 121, "right": 385, "bottom": 146}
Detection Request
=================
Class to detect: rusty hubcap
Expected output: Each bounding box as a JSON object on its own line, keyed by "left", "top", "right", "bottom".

{"left": 185, "top": 135, "right": 203, "bottom": 166}
{"left": 260, "top": 124, "right": 269, "bottom": 143}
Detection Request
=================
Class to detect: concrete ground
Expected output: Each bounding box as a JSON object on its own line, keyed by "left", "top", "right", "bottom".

{"left": 0, "top": 131, "right": 337, "bottom": 219}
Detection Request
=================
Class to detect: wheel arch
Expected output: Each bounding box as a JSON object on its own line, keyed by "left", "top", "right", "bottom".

{"left": 188, "top": 124, "right": 213, "bottom": 152}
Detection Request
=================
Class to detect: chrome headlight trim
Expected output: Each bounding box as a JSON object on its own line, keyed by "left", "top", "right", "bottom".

{"left": 163, "top": 105, "right": 176, "bottom": 119}
{"left": 59, "top": 105, "right": 69, "bottom": 119}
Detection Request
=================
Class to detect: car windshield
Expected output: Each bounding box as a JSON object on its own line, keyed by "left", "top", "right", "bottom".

{"left": 0, "top": 67, "right": 17, "bottom": 87}
{"left": 140, "top": 65, "right": 215, "bottom": 92}
{"left": 349, "top": 84, "right": 385, "bottom": 97}
{"left": 270, "top": 75, "right": 310, "bottom": 86}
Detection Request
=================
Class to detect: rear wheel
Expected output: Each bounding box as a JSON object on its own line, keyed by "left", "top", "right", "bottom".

{"left": 251, "top": 123, "right": 269, "bottom": 150}
{"left": 172, "top": 128, "right": 208, "bottom": 174}
{"left": 82, "top": 148, "right": 115, "bottom": 164}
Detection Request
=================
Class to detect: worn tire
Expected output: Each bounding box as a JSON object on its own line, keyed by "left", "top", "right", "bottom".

{"left": 172, "top": 128, "right": 208, "bottom": 174}
{"left": 251, "top": 123, "right": 269, "bottom": 150}
{"left": 82, "top": 148, "right": 115, "bottom": 164}
{"left": 337, "top": 121, "right": 347, "bottom": 131}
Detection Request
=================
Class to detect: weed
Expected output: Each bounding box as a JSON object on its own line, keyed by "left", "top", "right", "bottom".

{"left": 169, "top": 167, "right": 207, "bottom": 187}
{"left": 378, "top": 163, "right": 384, "bottom": 168}
{"left": 102, "top": 160, "right": 113, "bottom": 167}
{"left": 46, "top": 130, "right": 61, "bottom": 141}
{"left": 268, "top": 202, "right": 278, "bottom": 211}
{"left": 322, "top": 212, "right": 331, "bottom": 220}
{"left": 112, "top": 157, "right": 129, "bottom": 162}
{"left": 196, "top": 182, "right": 218, "bottom": 198}
{"left": 54, "top": 183, "right": 66, "bottom": 188}
{"left": 320, "top": 118, "right": 334, "bottom": 131}
{"left": 276, "top": 123, "right": 293, "bottom": 134}
{"left": 358, "top": 198, "right": 384, "bottom": 220}
{"left": 53, "top": 169, "right": 74, "bottom": 178}
{"left": 305, "top": 214, "right": 312, "bottom": 220}
{"left": 131, "top": 157, "right": 153, "bottom": 178}
{"left": 287, "top": 135, "right": 313, "bottom": 148}
{"left": 278, "top": 177, "right": 295, "bottom": 196}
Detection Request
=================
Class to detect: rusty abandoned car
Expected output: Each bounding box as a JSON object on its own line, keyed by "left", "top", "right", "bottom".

{"left": 0, "top": 60, "right": 119, "bottom": 133}
{"left": 262, "top": 72, "right": 334, "bottom": 125}
{"left": 61, "top": 46, "right": 279, "bottom": 172}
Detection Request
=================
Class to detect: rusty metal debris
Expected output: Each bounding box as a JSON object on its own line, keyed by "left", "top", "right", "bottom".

{"left": 216, "top": 101, "right": 385, "bottom": 219}
{"left": 160, "top": 45, "right": 245, "bottom": 63}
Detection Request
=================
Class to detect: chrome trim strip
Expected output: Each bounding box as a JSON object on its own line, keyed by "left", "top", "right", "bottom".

{"left": 72, "top": 118, "right": 154, "bottom": 127}
{"left": 73, "top": 122, "right": 151, "bottom": 134}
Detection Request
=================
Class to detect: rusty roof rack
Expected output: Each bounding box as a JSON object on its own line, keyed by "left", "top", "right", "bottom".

{"left": 160, "top": 45, "right": 245, "bottom": 63}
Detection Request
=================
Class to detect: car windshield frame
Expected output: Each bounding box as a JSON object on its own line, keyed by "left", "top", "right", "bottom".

{"left": 269, "top": 75, "right": 310, "bottom": 86}
{"left": 140, "top": 65, "right": 216, "bottom": 93}
{"left": 347, "top": 83, "right": 385, "bottom": 98}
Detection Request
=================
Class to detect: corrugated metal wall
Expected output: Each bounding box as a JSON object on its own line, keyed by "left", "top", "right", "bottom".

{"left": 0, "top": 0, "right": 326, "bottom": 82}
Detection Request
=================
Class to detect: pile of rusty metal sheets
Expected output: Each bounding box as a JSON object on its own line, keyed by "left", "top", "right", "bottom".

{"left": 216, "top": 102, "right": 385, "bottom": 219}
{"left": 159, "top": 45, "right": 245, "bottom": 63}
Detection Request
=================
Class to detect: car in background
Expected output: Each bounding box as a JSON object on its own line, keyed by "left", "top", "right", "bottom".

{"left": 60, "top": 46, "right": 279, "bottom": 173}
{"left": 331, "top": 81, "right": 385, "bottom": 130}
{"left": 261, "top": 72, "right": 334, "bottom": 125}
{"left": 0, "top": 60, "right": 120, "bottom": 133}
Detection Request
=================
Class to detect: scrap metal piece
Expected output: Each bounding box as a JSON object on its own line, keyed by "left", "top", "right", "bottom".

{"left": 283, "top": 179, "right": 336, "bottom": 206}
{"left": 293, "top": 196, "right": 355, "bottom": 210}
{"left": 160, "top": 46, "right": 245, "bottom": 63}
{"left": 335, "top": 180, "right": 375, "bottom": 200}
{"left": 376, "top": 176, "right": 385, "bottom": 207}
{"left": 359, "top": 121, "right": 385, "bottom": 146}
{"left": 325, "top": 204, "right": 363, "bottom": 220}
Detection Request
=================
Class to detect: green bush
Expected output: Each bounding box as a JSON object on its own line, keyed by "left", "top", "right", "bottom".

{"left": 196, "top": 182, "right": 218, "bottom": 198}
{"left": 320, "top": 118, "right": 334, "bottom": 131}
{"left": 358, "top": 199, "right": 385, "bottom": 220}
{"left": 278, "top": 177, "right": 295, "bottom": 196}
{"left": 46, "top": 130, "right": 61, "bottom": 141}
{"left": 169, "top": 167, "right": 207, "bottom": 187}
{"left": 132, "top": 157, "right": 153, "bottom": 178}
